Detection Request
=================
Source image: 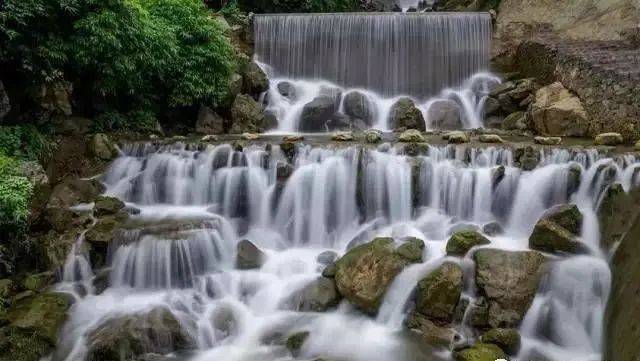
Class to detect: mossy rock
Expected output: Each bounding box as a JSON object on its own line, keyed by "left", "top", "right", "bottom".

{"left": 416, "top": 262, "right": 463, "bottom": 323}
{"left": 0, "top": 279, "right": 15, "bottom": 299}
{"left": 453, "top": 343, "right": 507, "bottom": 361}
{"left": 88, "top": 133, "right": 118, "bottom": 160}
{"left": 93, "top": 196, "right": 125, "bottom": 217}
{"left": 396, "top": 237, "right": 425, "bottom": 263}
{"left": 7, "top": 292, "right": 71, "bottom": 344}
{"left": 286, "top": 331, "right": 309, "bottom": 357}
{"left": 542, "top": 204, "right": 582, "bottom": 234}
{"left": 529, "top": 219, "right": 588, "bottom": 254}
{"left": 22, "top": 272, "right": 55, "bottom": 292}
{"left": 446, "top": 231, "right": 490, "bottom": 256}
{"left": 334, "top": 238, "right": 409, "bottom": 314}
{"left": 481, "top": 328, "right": 521, "bottom": 355}
{"left": 0, "top": 327, "right": 55, "bottom": 361}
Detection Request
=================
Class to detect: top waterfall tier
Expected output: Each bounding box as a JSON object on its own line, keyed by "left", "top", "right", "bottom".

{"left": 253, "top": 13, "right": 492, "bottom": 98}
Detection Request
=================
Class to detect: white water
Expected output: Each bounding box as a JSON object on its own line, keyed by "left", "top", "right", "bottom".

{"left": 50, "top": 142, "right": 640, "bottom": 361}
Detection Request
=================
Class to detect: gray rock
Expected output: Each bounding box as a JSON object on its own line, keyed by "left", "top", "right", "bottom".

{"left": 196, "top": 106, "right": 225, "bottom": 134}
{"left": 390, "top": 98, "right": 425, "bottom": 131}
{"left": 446, "top": 231, "right": 490, "bottom": 256}
{"left": 230, "top": 94, "right": 265, "bottom": 134}
{"left": 299, "top": 96, "right": 336, "bottom": 132}
{"left": 343, "top": 91, "right": 374, "bottom": 125}
{"left": 88, "top": 133, "right": 118, "bottom": 160}
{"left": 242, "top": 61, "right": 268, "bottom": 96}
{"left": 236, "top": 240, "right": 264, "bottom": 270}
{"left": 287, "top": 277, "right": 341, "bottom": 312}
{"left": 427, "top": 100, "right": 462, "bottom": 130}
{"left": 416, "top": 262, "right": 463, "bottom": 323}
{"left": 277, "top": 81, "right": 296, "bottom": 100}
{"left": 531, "top": 82, "right": 589, "bottom": 137}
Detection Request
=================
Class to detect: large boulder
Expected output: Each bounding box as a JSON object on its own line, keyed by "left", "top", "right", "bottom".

{"left": 446, "top": 231, "right": 490, "bottom": 256}
{"left": 88, "top": 133, "right": 118, "bottom": 160}
{"left": 389, "top": 98, "right": 425, "bottom": 131}
{"left": 599, "top": 184, "right": 640, "bottom": 249}
{"left": 427, "top": 100, "right": 462, "bottom": 130}
{"left": 501, "top": 111, "right": 527, "bottom": 131}
{"left": 415, "top": 262, "right": 463, "bottom": 323}
{"left": 334, "top": 238, "right": 409, "bottom": 314}
{"left": 474, "top": 249, "right": 546, "bottom": 328}
{"left": 405, "top": 312, "right": 457, "bottom": 348}
{"left": 343, "top": 91, "right": 374, "bottom": 125}
{"left": 0, "top": 80, "right": 10, "bottom": 120}
{"left": 286, "top": 277, "right": 341, "bottom": 312}
{"left": 299, "top": 96, "right": 336, "bottom": 132}
{"left": 93, "top": 196, "right": 125, "bottom": 217}
{"left": 47, "top": 178, "right": 105, "bottom": 209}
{"left": 531, "top": 82, "right": 589, "bottom": 137}
{"left": 277, "top": 81, "right": 296, "bottom": 100}
{"left": 0, "top": 292, "right": 72, "bottom": 361}
{"left": 241, "top": 61, "right": 269, "bottom": 96}
{"left": 85, "top": 308, "right": 194, "bottom": 361}
{"left": 230, "top": 94, "right": 265, "bottom": 134}
{"left": 529, "top": 204, "right": 587, "bottom": 254}
{"left": 196, "top": 106, "right": 225, "bottom": 135}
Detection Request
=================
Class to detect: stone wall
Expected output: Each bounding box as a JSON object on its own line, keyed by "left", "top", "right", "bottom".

{"left": 515, "top": 35, "right": 640, "bottom": 141}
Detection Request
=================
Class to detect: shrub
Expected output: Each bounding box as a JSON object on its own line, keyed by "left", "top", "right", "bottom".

{"left": 0, "top": 125, "right": 49, "bottom": 161}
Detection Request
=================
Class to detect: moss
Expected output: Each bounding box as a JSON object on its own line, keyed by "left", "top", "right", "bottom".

{"left": 454, "top": 343, "right": 507, "bottom": 361}
{"left": 416, "top": 262, "right": 463, "bottom": 323}
{"left": 446, "top": 231, "right": 490, "bottom": 256}
{"left": 396, "top": 237, "right": 425, "bottom": 263}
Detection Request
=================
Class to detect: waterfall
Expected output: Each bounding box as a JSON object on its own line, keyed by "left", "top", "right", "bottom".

{"left": 49, "top": 142, "right": 639, "bottom": 361}
{"left": 254, "top": 13, "right": 492, "bottom": 98}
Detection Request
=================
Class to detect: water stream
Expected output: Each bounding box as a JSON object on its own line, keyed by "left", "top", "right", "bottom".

{"left": 50, "top": 142, "right": 640, "bottom": 361}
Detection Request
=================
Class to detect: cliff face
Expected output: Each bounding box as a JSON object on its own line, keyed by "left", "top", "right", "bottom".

{"left": 604, "top": 187, "right": 640, "bottom": 361}
{"left": 493, "top": 0, "right": 640, "bottom": 65}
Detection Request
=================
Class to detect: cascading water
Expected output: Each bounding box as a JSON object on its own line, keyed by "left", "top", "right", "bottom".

{"left": 50, "top": 141, "right": 640, "bottom": 361}
{"left": 254, "top": 13, "right": 498, "bottom": 132}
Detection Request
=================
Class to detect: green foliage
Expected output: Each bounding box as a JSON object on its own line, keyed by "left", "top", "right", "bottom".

{"left": 309, "top": 0, "right": 360, "bottom": 12}
{"left": 1, "top": 0, "right": 236, "bottom": 123}
{"left": 220, "top": 1, "right": 248, "bottom": 26}
{"left": 93, "top": 109, "right": 158, "bottom": 133}
{"left": 0, "top": 125, "right": 49, "bottom": 161}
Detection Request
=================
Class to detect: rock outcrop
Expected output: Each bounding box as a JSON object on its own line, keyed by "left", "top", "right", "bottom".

{"left": 389, "top": 98, "right": 425, "bottom": 131}
{"left": 230, "top": 94, "right": 266, "bottom": 134}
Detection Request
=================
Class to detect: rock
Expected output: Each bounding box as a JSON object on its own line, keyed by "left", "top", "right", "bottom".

{"left": 474, "top": 249, "right": 546, "bottom": 328}
{"left": 331, "top": 131, "right": 354, "bottom": 141}
{"left": 85, "top": 211, "right": 127, "bottom": 261}
{"left": 529, "top": 219, "right": 587, "bottom": 254}
{"left": 34, "top": 81, "right": 72, "bottom": 117}
{"left": 52, "top": 116, "right": 92, "bottom": 136}
{"left": 531, "top": 82, "right": 589, "bottom": 137}
{"left": 481, "top": 328, "right": 521, "bottom": 355}
{"left": 416, "top": 262, "right": 463, "bottom": 323}
{"left": 7, "top": 292, "right": 71, "bottom": 344}
{"left": 230, "top": 94, "right": 266, "bottom": 134}
{"left": 595, "top": 132, "right": 624, "bottom": 146}
{"left": 93, "top": 196, "right": 125, "bottom": 217}
{"left": 242, "top": 132, "right": 261, "bottom": 140}
{"left": 453, "top": 343, "right": 506, "bottom": 361}
{"left": 0, "top": 80, "right": 10, "bottom": 120}
{"left": 18, "top": 161, "right": 50, "bottom": 224}
{"left": 48, "top": 178, "right": 105, "bottom": 209}
{"left": 427, "top": 100, "right": 461, "bottom": 130}
{"left": 406, "top": 312, "right": 457, "bottom": 348}
{"left": 343, "top": 91, "right": 374, "bottom": 125}
{"left": 236, "top": 240, "right": 264, "bottom": 270}
{"left": 299, "top": 96, "right": 336, "bottom": 132}
{"left": 396, "top": 237, "right": 425, "bottom": 263}
{"left": 334, "top": 238, "right": 409, "bottom": 314}
{"left": 485, "top": 116, "right": 504, "bottom": 129}
{"left": 88, "top": 133, "right": 118, "bottom": 160}
{"left": 364, "top": 129, "right": 383, "bottom": 143}
{"left": 446, "top": 231, "right": 490, "bottom": 256}
{"left": 534, "top": 136, "right": 562, "bottom": 145}
{"left": 483, "top": 97, "right": 500, "bottom": 116}
{"left": 497, "top": 93, "right": 518, "bottom": 114}
{"left": 92, "top": 268, "right": 111, "bottom": 295}
{"left": 501, "top": 111, "right": 527, "bottom": 131}
{"left": 635, "top": 140, "right": 640, "bottom": 151}
{"left": 196, "top": 106, "right": 225, "bottom": 135}
{"left": 286, "top": 331, "right": 309, "bottom": 357}
{"left": 478, "top": 134, "right": 504, "bottom": 143}
{"left": 0, "top": 279, "right": 15, "bottom": 299}
{"left": 22, "top": 272, "right": 55, "bottom": 292}
{"left": 598, "top": 183, "right": 640, "bottom": 249}
{"left": 390, "top": 98, "right": 425, "bottom": 131}
{"left": 201, "top": 135, "right": 218, "bottom": 142}
{"left": 398, "top": 129, "right": 425, "bottom": 143}
{"left": 319, "top": 86, "right": 343, "bottom": 107}
{"left": 541, "top": 204, "right": 583, "bottom": 234}
{"left": 446, "top": 131, "right": 470, "bottom": 144}
{"left": 242, "top": 61, "right": 268, "bottom": 96}
{"left": 482, "top": 222, "right": 503, "bottom": 236}
{"left": 287, "top": 277, "right": 341, "bottom": 312}
{"left": 86, "top": 308, "right": 194, "bottom": 361}
{"left": 489, "top": 81, "right": 516, "bottom": 97}
{"left": 317, "top": 251, "right": 337, "bottom": 265}
{"left": 277, "top": 81, "right": 296, "bottom": 100}
{"left": 529, "top": 204, "right": 587, "bottom": 254}
{"left": 322, "top": 263, "right": 337, "bottom": 278}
